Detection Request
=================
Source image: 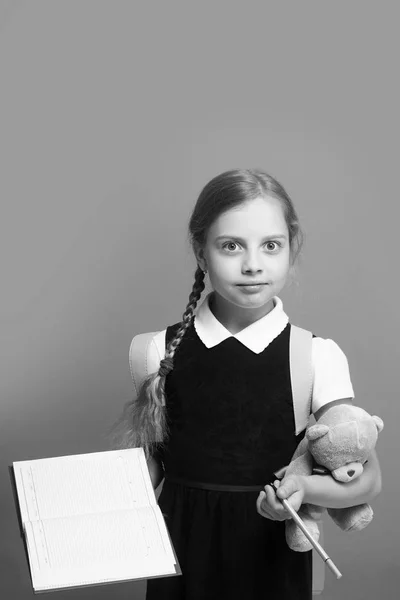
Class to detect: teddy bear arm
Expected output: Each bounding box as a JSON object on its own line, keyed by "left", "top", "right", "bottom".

{"left": 284, "top": 449, "right": 314, "bottom": 477}
{"left": 286, "top": 509, "right": 321, "bottom": 552}
{"left": 290, "top": 436, "right": 309, "bottom": 461}
{"left": 327, "top": 504, "right": 373, "bottom": 532}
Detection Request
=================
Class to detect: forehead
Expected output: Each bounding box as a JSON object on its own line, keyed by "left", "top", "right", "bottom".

{"left": 209, "top": 196, "right": 288, "bottom": 238}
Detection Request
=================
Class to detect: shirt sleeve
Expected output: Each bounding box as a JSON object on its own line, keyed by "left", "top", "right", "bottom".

{"left": 311, "top": 337, "right": 355, "bottom": 413}
{"left": 129, "top": 331, "right": 164, "bottom": 398}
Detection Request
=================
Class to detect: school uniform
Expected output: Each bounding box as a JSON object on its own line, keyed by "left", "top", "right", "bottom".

{"left": 132, "top": 293, "right": 354, "bottom": 600}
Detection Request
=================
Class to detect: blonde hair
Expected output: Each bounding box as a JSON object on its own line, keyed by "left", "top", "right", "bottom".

{"left": 108, "top": 169, "right": 303, "bottom": 457}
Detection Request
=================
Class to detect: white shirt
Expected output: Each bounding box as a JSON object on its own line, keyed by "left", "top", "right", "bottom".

{"left": 130, "top": 293, "right": 355, "bottom": 415}
{"left": 194, "top": 293, "right": 355, "bottom": 414}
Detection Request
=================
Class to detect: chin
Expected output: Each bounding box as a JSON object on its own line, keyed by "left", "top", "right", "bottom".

{"left": 232, "top": 289, "right": 275, "bottom": 307}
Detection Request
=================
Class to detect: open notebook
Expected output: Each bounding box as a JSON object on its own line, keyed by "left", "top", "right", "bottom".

{"left": 10, "top": 448, "right": 180, "bottom": 593}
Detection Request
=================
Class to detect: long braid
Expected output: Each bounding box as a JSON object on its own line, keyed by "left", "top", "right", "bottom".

{"left": 160, "top": 265, "right": 206, "bottom": 385}
{"left": 107, "top": 266, "right": 205, "bottom": 458}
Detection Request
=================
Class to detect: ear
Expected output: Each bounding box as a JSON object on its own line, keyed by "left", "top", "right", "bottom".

{"left": 372, "top": 416, "right": 384, "bottom": 433}
{"left": 306, "top": 423, "right": 330, "bottom": 441}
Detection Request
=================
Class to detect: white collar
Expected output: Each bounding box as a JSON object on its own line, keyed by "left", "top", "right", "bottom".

{"left": 194, "top": 292, "right": 289, "bottom": 354}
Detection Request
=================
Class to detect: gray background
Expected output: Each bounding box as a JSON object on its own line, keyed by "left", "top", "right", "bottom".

{"left": 1, "top": 1, "right": 398, "bottom": 598}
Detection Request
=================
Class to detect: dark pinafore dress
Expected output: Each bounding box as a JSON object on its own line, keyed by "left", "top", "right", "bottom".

{"left": 146, "top": 320, "right": 312, "bottom": 600}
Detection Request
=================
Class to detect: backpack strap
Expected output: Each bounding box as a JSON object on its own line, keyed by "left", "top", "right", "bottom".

{"left": 289, "top": 326, "right": 325, "bottom": 594}
{"left": 289, "top": 325, "right": 314, "bottom": 435}
{"left": 129, "top": 330, "right": 166, "bottom": 394}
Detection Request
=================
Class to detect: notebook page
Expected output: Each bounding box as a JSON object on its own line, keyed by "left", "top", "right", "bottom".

{"left": 24, "top": 505, "right": 176, "bottom": 590}
{"left": 13, "top": 448, "right": 155, "bottom": 524}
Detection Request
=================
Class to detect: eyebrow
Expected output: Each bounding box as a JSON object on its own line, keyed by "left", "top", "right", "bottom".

{"left": 214, "top": 234, "right": 287, "bottom": 242}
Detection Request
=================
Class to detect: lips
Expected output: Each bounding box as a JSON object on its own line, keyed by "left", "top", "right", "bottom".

{"left": 237, "top": 283, "right": 267, "bottom": 286}
{"left": 237, "top": 283, "right": 268, "bottom": 294}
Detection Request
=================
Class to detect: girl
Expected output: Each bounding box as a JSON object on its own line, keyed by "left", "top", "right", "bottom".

{"left": 111, "top": 169, "right": 381, "bottom": 600}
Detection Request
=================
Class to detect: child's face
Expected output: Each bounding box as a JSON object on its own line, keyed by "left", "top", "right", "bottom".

{"left": 198, "top": 196, "right": 291, "bottom": 311}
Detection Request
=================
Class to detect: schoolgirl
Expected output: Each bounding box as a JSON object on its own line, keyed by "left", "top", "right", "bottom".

{"left": 111, "top": 169, "right": 381, "bottom": 600}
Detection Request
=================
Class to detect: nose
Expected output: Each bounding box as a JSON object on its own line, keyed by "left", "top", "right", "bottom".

{"left": 242, "top": 250, "right": 263, "bottom": 273}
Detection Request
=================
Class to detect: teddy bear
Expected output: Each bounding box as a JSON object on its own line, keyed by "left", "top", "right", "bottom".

{"left": 282, "top": 404, "right": 384, "bottom": 552}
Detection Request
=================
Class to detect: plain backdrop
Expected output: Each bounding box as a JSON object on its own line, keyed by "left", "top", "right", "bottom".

{"left": 1, "top": 1, "right": 399, "bottom": 599}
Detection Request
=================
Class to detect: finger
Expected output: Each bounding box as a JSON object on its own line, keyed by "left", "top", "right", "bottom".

{"left": 263, "top": 486, "right": 290, "bottom": 521}
{"left": 264, "top": 480, "right": 281, "bottom": 495}
{"left": 256, "top": 491, "right": 266, "bottom": 512}
{"left": 275, "top": 478, "right": 304, "bottom": 512}
{"left": 268, "top": 485, "right": 295, "bottom": 519}
{"left": 262, "top": 485, "right": 276, "bottom": 507}
{"left": 256, "top": 492, "right": 270, "bottom": 517}
{"left": 257, "top": 491, "right": 274, "bottom": 515}
{"left": 265, "top": 483, "right": 286, "bottom": 510}
{"left": 257, "top": 491, "right": 278, "bottom": 520}
{"left": 276, "top": 476, "right": 298, "bottom": 500}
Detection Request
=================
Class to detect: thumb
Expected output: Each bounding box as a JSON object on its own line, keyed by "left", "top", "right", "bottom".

{"left": 276, "top": 476, "right": 298, "bottom": 500}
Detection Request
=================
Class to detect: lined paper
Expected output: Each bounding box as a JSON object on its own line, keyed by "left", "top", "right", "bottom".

{"left": 26, "top": 507, "right": 170, "bottom": 570}
{"left": 13, "top": 449, "right": 178, "bottom": 591}
{"left": 14, "top": 449, "right": 155, "bottom": 523}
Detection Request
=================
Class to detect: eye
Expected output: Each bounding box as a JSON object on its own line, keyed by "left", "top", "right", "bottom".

{"left": 265, "top": 241, "right": 281, "bottom": 252}
{"left": 222, "top": 242, "right": 239, "bottom": 252}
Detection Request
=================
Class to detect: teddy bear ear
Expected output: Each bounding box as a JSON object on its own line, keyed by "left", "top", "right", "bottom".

{"left": 372, "top": 416, "right": 384, "bottom": 433}
{"left": 306, "top": 423, "right": 330, "bottom": 441}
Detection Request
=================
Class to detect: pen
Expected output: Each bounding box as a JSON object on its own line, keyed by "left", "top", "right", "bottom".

{"left": 270, "top": 481, "right": 342, "bottom": 580}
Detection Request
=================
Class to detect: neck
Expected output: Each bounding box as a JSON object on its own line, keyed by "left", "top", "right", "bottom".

{"left": 209, "top": 292, "right": 275, "bottom": 334}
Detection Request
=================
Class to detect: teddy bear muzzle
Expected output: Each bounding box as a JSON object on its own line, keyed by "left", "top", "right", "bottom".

{"left": 331, "top": 461, "right": 364, "bottom": 482}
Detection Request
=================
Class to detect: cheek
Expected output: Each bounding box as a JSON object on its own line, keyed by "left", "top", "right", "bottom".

{"left": 271, "top": 254, "right": 291, "bottom": 277}
{"left": 209, "top": 255, "right": 234, "bottom": 276}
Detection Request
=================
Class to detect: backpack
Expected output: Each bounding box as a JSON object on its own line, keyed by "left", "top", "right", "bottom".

{"left": 129, "top": 325, "right": 324, "bottom": 595}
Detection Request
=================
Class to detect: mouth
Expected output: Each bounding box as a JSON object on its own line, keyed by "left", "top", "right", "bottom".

{"left": 236, "top": 283, "right": 268, "bottom": 293}
{"left": 237, "top": 283, "right": 268, "bottom": 286}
